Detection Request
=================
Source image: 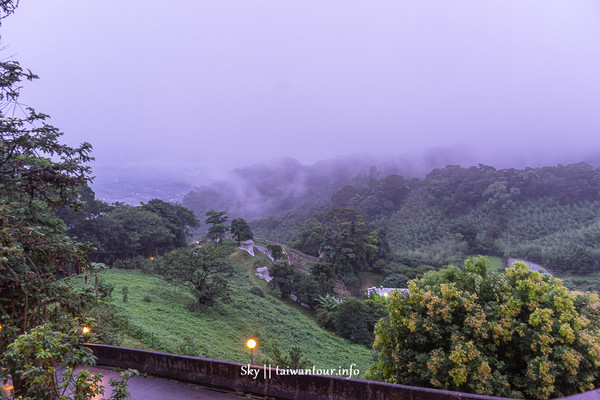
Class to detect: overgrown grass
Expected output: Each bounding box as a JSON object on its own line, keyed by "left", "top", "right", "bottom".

{"left": 486, "top": 256, "right": 503, "bottom": 272}
{"left": 556, "top": 273, "right": 600, "bottom": 293}
{"left": 100, "top": 247, "right": 375, "bottom": 376}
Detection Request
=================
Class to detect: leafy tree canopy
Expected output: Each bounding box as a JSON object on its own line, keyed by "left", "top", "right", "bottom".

{"left": 230, "top": 217, "right": 253, "bottom": 246}
{"left": 334, "top": 297, "right": 386, "bottom": 346}
{"left": 269, "top": 262, "right": 296, "bottom": 299}
{"left": 2, "top": 324, "right": 137, "bottom": 399}
{"left": 93, "top": 205, "right": 174, "bottom": 257}
{"left": 0, "top": 58, "right": 94, "bottom": 349}
{"left": 141, "top": 199, "right": 199, "bottom": 246}
{"left": 0, "top": 0, "right": 18, "bottom": 21}
{"left": 159, "top": 246, "right": 234, "bottom": 306}
{"left": 60, "top": 197, "right": 199, "bottom": 262}
{"left": 369, "top": 256, "right": 600, "bottom": 399}
{"left": 288, "top": 218, "right": 327, "bottom": 257}
{"left": 267, "top": 243, "right": 284, "bottom": 261}
{"left": 205, "top": 209, "right": 229, "bottom": 246}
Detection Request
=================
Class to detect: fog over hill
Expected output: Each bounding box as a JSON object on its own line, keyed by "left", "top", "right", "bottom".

{"left": 5, "top": 1, "right": 600, "bottom": 207}
{"left": 90, "top": 146, "right": 600, "bottom": 219}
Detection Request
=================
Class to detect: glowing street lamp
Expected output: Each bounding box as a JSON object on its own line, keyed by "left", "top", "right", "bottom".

{"left": 246, "top": 338, "right": 257, "bottom": 364}
{"left": 82, "top": 326, "right": 91, "bottom": 335}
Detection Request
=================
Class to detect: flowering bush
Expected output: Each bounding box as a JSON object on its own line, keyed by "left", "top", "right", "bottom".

{"left": 368, "top": 256, "right": 600, "bottom": 399}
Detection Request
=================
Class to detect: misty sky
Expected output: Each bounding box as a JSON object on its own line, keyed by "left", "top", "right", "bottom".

{"left": 3, "top": 1, "right": 600, "bottom": 178}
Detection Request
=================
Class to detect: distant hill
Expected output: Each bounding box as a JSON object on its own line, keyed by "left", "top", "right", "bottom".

{"left": 321, "top": 162, "right": 600, "bottom": 274}
{"left": 89, "top": 148, "right": 600, "bottom": 209}
{"left": 181, "top": 156, "right": 405, "bottom": 223}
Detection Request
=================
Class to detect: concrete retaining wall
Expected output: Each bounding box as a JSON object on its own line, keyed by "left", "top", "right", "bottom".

{"left": 86, "top": 344, "right": 600, "bottom": 400}
{"left": 86, "top": 344, "right": 519, "bottom": 400}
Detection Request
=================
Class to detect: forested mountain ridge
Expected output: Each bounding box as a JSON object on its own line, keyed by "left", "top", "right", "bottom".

{"left": 179, "top": 150, "right": 489, "bottom": 226}
{"left": 333, "top": 162, "right": 600, "bottom": 217}
{"left": 279, "top": 162, "right": 600, "bottom": 274}
{"left": 180, "top": 156, "right": 398, "bottom": 224}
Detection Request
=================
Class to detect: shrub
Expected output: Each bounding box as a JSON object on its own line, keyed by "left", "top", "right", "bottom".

{"left": 269, "top": 343, "right": 310, "bottom": 369}
{"left": 1, "top": 325, "right": 137, "bottom": 399}
{"left": 248, "top": 286, "right": 265, "bottom": 297}
{"left": 267, "top": 244, "right": 284, "bottom": 261}
{"left": 368, "top": 256, "right": 600, "bottom": 399}
{"left": 113, "top": 255, "right": 157, "bottom": 272}
{"left": 380, "top": 273, "right": 409, "bottom": 288}
{"left": 276, "top": 306, "right": 289, "bottom": 315}
{"left": 333, "top": 298, "right": 385, "bottom": 346}
{"left": 159, "top": 246, "right": 234, "bottom": 306}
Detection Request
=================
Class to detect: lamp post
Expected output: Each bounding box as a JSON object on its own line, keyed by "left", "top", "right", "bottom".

{"left": 246, "top": 338, "right": 257, "bottom": 365}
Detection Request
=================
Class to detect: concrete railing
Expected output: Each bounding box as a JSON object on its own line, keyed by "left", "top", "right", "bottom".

{"left": 85, "top": 344, "right": 599, "bottom": 400}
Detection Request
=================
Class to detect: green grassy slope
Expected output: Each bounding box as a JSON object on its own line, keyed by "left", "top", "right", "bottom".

{"left": 101, "top": 246, "right": 375, "bottom": 376}
{"left": 486, "top": 256, "right": 503, "bottom": 272}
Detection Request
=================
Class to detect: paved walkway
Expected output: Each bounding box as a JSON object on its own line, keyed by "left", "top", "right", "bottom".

{"left": 76, "top": 366, "right": 247, "bottom": 400}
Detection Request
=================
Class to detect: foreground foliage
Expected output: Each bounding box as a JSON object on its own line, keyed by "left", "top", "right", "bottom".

{"left": 0, "top": 59, "right": 93, "bottom": 343}
{"left": 1, "top": 325, "right": 137, "bottom": 400}
{"left": 369, "top": 256, "right": 600, "bottom": 399}
{"left": 0, "top": 49, "right": 112, "bottom": 398}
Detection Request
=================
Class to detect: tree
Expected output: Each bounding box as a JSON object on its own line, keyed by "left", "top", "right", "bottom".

{"left": 230, "top": 217, "right": 253, "bottom": 246}
{"left": 331, "top": 185, "right": 359, "bottom": 208}
{"left": 315, "top": 294, "right": 343, "bottom": 330}
{"left": 56, "top": 184, "right": 113, "bottom": 240}
{"left": 0, "top": 0, "right": 19, "bottom": 21}
{"left": 315, "top": 208, "right": 389, "bottom": 289}
{"left": 94, "top": 205, "right": 174, "bottom": 258}
{"left": 0, "top": 58, "right": 94, "bottom": 353}
{"left": 332, "top": 297, "right": 385, "bottom": 346}
{"left": 309, "top": 262, "right": 336, "bottom": 295}
{"left": 267, "top": 243, "right": 284, "bottom": 261}
{"left": 368, "top": 256, "right": 600, "bottom": 399}
{"left": 0, "top": 6, "right": 135, "bottom": 397}
{"left": 289, "top": 219, "right": 327, "bottom": 257}
{"left": 329, "top": 221, "right": 368, "bottom": 285}
{"left": 160, "top": 246, "right": 233, "bottom": 306}
{"left": 293, "top": 274, "right": 322, "bottom": 310}
{"left": 140, "top": 199, "right": 199, "bottom": 251}
{"left": 205, "top": 209, "right": 229, "bottom": 246}
{"left": 61, "top": 198, "right": 199, "bottom": 262}
{"left": 1, "top": 324, "right": 137, "bottom": 400}
{"left": 3, "top": 324, "right": 102, "bottom": 399}
{"left": 269, "top": 262, "right": 296, "bottom": 298}
{"left": 380, "top": 273, "right": 409, "bottom": 288}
